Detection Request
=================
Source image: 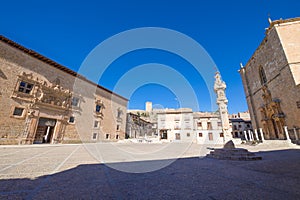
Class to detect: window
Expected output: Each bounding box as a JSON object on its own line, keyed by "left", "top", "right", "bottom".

{"left": 18, "top": 81, "right": 33, "bottom": 94}
{"left": 106, "top": 134, "right": 109, "bottom": 139}
{"left": 207, "top": 122, "right": 212, "bottom": 130}
{"left": 185, "top": 127, "right": 191, "bottom": 130}
{"left": 71, "top": 97, "right": 80, "bottom": 107}
{"left": 208, "top": 132, "right": 213, "bottom": 141}
{"left": 297, "top": 101, "right": 300, "bottom": 109}
{"left": 187, "top": 133, "right": 190, "bottom": 137}
{"left": 95, "top": 105, "right": 101, "bottom": 113}
{"left": 160, "top": 130, "right": 168, "bottom": 139}
{"left": 198, "top": 132, "right": 203, "bottom": 137}
{"left": 220, "top": 133, "right": 224, "bottom": 137}
{"left": 218, "top": 122, "right": 222, "bottom": 127}
{"left": 92, "top": 133, "right": 97, "bottom": 140}
{"left": 233, "top": 125, "right": 237, "bottom": 130}
{"left": 197, "top": 122, "right": 202, "bottom": 127}
{"left": 116, "top": 135, "right": 119, "bottom": 139}
{"left": 238, "top": 125, "right": 242, "bottom": 128}
{"left": 259, "top": 66, "right": 267, "bottom": 85}
{"left": 117, "top": 125, "right": 120, "bottom": 131}
{"left": 13, "top": 107, "right": 24, "bottom": 116}
{"left": 69, "top": 116, "right": 75, "bottom": 123}
{"left": 94, "top": 121, "right": 99, "bottom": 128}
{"left": 117, "top": 109, "right": 122, "bottom": 118}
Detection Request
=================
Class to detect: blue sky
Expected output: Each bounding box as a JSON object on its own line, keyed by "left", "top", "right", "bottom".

{"left": 1, "top": 0, "right": 299, "bottom": 113}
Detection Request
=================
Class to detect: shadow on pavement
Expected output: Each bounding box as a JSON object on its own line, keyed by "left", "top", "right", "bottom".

{"left": 0, "top": 149, "right": 299, "bottom": 200}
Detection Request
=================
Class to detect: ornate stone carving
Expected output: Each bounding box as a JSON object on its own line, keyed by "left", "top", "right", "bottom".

{"left": 94, "top": 98, "right": 105, "bottom": 118}
{"left": 12, "top": 72, "right": 73, "bottom": 111}
{"left": 214, "top": 71, "right": 232, "bottom": 142}
{"left": 260, "top": 86, "right": 285, "bottom": 139}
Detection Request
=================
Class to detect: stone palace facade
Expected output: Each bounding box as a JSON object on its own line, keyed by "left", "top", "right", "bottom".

{"left": 0, "top": 35, "right": 128, "bottom": 145}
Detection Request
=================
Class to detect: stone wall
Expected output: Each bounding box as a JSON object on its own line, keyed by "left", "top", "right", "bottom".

{"left": 240, "top": 19, "right": 300, "bottom": 139}
{"left": 0, "top": 37, "right": 128, "bottom": 144}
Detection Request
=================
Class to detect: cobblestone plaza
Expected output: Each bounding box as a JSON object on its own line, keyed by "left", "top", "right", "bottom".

{"left": 0, "top": 143, "right": 299, "bottom": 199}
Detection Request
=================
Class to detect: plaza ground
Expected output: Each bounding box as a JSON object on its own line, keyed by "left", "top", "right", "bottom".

{"left": 0, "top": 142, "right": 299, "bottom": 199}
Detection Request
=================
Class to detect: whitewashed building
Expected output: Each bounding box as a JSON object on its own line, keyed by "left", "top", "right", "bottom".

{"left": 157, "top": 109, "right": 225, "bottom": 144}
{"left": 157, "top": 108, "right": 195, "bottom": 142}
{"left": 193, "top": 112, "right": 224, "bottom": 144}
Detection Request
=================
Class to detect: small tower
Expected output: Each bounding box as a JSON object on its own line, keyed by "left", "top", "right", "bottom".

{"left": 145, "top": 101, "right": 152, "bottom": 113}
{"left": 214, "top": 72, "right": 232, "bottom": 143}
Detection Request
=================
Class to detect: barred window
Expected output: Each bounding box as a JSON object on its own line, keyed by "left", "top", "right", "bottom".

{"left": 18, "top": 81, "right": 33, "bottom": 94}
{"left": 13, "top": 107, "right": 24, "bottom": 116}
{"left": 96, "top": 105, "right": 102, "bottom": 113}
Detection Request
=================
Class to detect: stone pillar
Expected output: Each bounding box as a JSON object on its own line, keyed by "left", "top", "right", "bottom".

{"left": 254, "top": 129, "right": 259, "bottom": 141}
{"left": 294, "top": 128, "right": 298, "bottom": 140}
{"left": 244, "top": 131, "right": 248, "bottom": 141}
{"left": 259, "top": 128, "right": 265, "bottom": 142}
{"left": 27, "top": 117, "right": 39, "bottom": 144}
{"left": 52, "top": 120, "right": 63, "bottom": 144}
{"left": 284, "top": 126, "right": 291, "bottom": 142}
{"left": 248, "top": 130, "right": 253, "bottom": 141}
{"left": 214, "top": 72, "right": 232, "bottom": 143}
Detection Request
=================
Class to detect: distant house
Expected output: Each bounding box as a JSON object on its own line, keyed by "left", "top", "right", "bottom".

{"left": 229, "top": 111, "right": 252, "bottom": 138}
{"left": 125, "top": 112, "right": 153, "bottom": 139}
{"left": 230, "top": 118, "right": 252, "bottom": 138}
{"left": 194, "top": 112, "right": 224, "bottom": 144}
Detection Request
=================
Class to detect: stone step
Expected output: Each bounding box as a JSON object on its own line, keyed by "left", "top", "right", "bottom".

{"left": 207, "top": 154, "right": 262, "bottom": 161}
{"left": 210, "top": 152, "right": 255, "bottom": 157}
{"left": 258, "top": 140, "right": 299, "bottom": 148}
{"left": 206, "top": 146, "right": 262, "bottom": 161}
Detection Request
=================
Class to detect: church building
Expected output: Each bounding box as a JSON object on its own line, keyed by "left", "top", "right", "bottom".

{"left": 239, "top": 17, "right": 300, "bottom": 141}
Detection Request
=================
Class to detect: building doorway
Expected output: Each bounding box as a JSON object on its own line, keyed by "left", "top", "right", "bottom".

{"left": 160, "top": 129, "right": 168, "bottom": 139}
{"left": 34, "top": 118, "right": 56, "bottom": 144}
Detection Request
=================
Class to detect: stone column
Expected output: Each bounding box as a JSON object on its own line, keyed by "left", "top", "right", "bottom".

{"left": 293, "top": 128, "right": 298, "bottom": 140}
{"left": 259, "top": 128, "right": 265, "bottom": 142}
{"left": 284, "top": 126, "right": 291, "bottom": 143}
{"left": 27, "top": 117, "right": 39, "bottom": 144}
{"left": 244, "top": 131, "right": 248, "bottom": 141}
{"left": 254, "top": 129, "right": 259, "bottom": 141}
{"left": 247, "top": 130, "right": 251, "bottom": 141}
{"left": 52, "top": 120, "right": 62, "bottom": 144}
{"left": 214, "top": 72, "right": 232, "bottom": 143}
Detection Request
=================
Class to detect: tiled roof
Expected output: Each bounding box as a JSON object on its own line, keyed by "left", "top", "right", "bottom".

{"left": 0, "top": 35, "right": 128, "bottom": 101}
